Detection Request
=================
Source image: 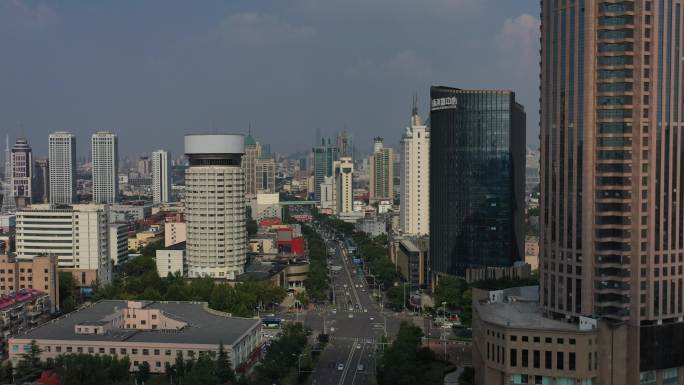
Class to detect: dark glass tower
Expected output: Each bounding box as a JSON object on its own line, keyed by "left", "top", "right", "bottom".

{"left": 429, "top": 86, "right": 526, "bottom": 277}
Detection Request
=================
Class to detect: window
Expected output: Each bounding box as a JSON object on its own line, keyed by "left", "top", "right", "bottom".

{"left": 522, "top": 349, "right": 529, "bottom": 368}
{"left": 142, "top": 349, "right": 149, "bottom": 356}
{"left": 569, "top": 352, "right": 576, "bottom": 371}
{"left": 557, "top": 352, "right": 564, "bottom": 370}
{"left": 533, "top": 350, "right": 540, "bottom": 368}
{"left": 545, "top": 351, "right": 552, "bottom": 369}
{"left": 510, "top": 349, "right": 517, "bottom": 367}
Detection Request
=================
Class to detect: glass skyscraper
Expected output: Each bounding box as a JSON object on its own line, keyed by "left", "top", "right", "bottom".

{"left": 429, "top": 86, "right": 526, "bottom": 278}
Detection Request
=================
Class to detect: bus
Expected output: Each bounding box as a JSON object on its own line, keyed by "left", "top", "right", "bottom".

{"left": 262, "top": 317, "right": 282, "bottom": 329}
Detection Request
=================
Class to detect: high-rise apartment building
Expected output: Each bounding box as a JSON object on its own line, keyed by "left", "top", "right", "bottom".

{"left": 151, "top": 150, "right": 171, "bottom": 203}
{"left": 312, "top": 138, "right": 339, "bottom": 202}
{"left": 91, "top": 131, "right": 118, "bottom": 204}
{"left": 32, "top": 159, "right": 49, "bottom": 204}
{"left": 137, "top": 156, "right": 151, "bottom": 177}
{"left": 15, "top": 204, "right": 111, "bottom": 286}
{"left": 336, "top": 157, "right": 353, "bottom": 214}
{"left": 11, "top": 138, "right": 32, "bottom": 207}
{"left": 255, "top": 155, "right": 276, "bottom": 194}
{"left": 184, "top": 134, "right": 246, "bottom": 279}
{"left": 539, "top": 1, "right": 684, "bottom": 382}
{"left": 48, "top": 132, "right": 76, "bottom": 205}
{"left": 429, "top": 87, "right": 525, "bottom": 278}
{"left": 400, "top": 101, "right": 430, "bottom": 235}
{"left": 243, "top": 135, "right": 260, "bottom": 197}
{"left": 369, "top": 137, "right": 394, "bottom": 202}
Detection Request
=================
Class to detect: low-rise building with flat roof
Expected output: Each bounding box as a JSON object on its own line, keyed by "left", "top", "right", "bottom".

{"left": 155, "top": 242, "right": 186, "bottom": 277}
{"left": 9, "top": 300, "right": 262, "bottom": 373}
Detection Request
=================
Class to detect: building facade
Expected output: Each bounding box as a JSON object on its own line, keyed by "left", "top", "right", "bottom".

{"left": 155, "top": 242, "right": 186, "bottom": 277}
{"left": 400, "top": 102, "right": 430, "bottom": 235}
{"left": 539, "top": 1, "right": 684, "bottom": 382}
{"left": 0, "top": 255, "right": 59, "bottom": 312}
{"left": 15, "top": 204, "right": 111, "bottom": 286}
{"left": 255, "top": 157, "right": 276, "bottom": 194}
{"left": 10, "top": 138, "right": 32, "bottom": 208}
{"left": 32, "top": 159, "right": 49, "bottom": 204}
{"left": 312, "top": 138, "right": 339, "bottom": 202}
{"left": 109, "top": 223, "right": 129, "bottom": 266}
{"left": 91, "top": 131, "right": 119, "bottom": 204}
{"left": 336, "top": 157, "right": 354, "bottom": 214}
{"left": 243, "top": 135, "right": 260, "bottom": 197}
{"left": 164, "top": 221, "right": 186, "bottom": 248}
{"left": 184, "top": 134, "right": 246, "bottom": 279}
{"left": 369, "top": 137, "right": 394, "bottom": 202}
{"left": 48, "top": 132, "right": 76, "bottom": 205}
{"left": 151, "top": 150, "right": 171, "bottom": 203}
{"left": 429, "top": 87, "right": 526, "bottom": 278}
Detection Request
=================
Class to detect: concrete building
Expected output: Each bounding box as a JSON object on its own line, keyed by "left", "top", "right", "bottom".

{"left": 369, "top": 137, "right": 394, "bottom": 202}
{"left": 109, "top": 223, "right": 129, "bottom": 266}
{"left": 312, "top": 138, "right": 339, "bottom": 202}
{"left": 473, "top": 286, "right": 599, "bottom": 385}
{"left": 109, "top": 203, "right": 152, "bottom": 223}
{"left": 0, "top": 254, "right": 59, "bottom": 312}
{"left": 32, "top": 159, "right": 49, "bottom": 204}
{"left": 335, "top": 157, "right": 353, "bottom": 214}
{"left": 91, "top": 132, "right": 119, "bottom": 204}
{"left": 164, "top": 221, "right": 186, "bottom": 248}
{"left": 319, "top": 176, "right": 336, "bottom": 214}
{"left": 9, "top": 300, "right": 262, "bottom": 373}
{"left": 0, "top": 289, "right": 52, "bottom": 339}
{"left": 355, "top": 218, "right": 386, "bottom": 237}
{"left": 524, "top": 236, "right": 539, "bottom": 271}
{"left": 155, "top": 242, "right": 186, "bottom": 277}
{"left": 394, "top": 236, "right": 428, "bottom": 289}
{"left": 250, "top": 193, "right": 281, "bottom": 222}
{"left": 10, "top": 138, "right": 32, "bottom": 208}
{"left": 15, "top": 204, "right": 111, "bottom": 286}
{"left": 243, "top": 134, "right": 260, "bottom": 197}
{"left": 48, "top": 132, "right": 76, "bottom": 205}
{"left": 137, "top": 156, "right": 151, "bottom": 177}
{"left": 255, "top": 156, "right": 276, "bottom": 194}
{"left": 430, "top": 87, "right": 525, "bottom": 280}
{"left": 538, "top": 1, "right": 684, "bottom": 382}
{"left": 184, "top": 134, "right": 246, "bottom": 279}
{"left": 400, "top": 100, "right": 430, "bottom": 235}
{"left": 151, "top": 150, "right": 171, "bottom": 204}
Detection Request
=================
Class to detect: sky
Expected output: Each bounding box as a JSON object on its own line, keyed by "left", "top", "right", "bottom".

{"left": 0, "top": 0, "right": 540, "bottom": 159}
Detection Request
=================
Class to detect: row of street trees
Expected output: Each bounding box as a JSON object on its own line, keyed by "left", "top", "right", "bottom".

{"left": 302, "top": 225, "right": 329, "bottom": 302}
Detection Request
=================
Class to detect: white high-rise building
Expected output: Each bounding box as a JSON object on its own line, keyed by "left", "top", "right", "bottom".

{"left": 319, "top": 175, "right": 336, "bottom": 214}
{"left": 48, "top": 132, "right": 76, "bottom": 205}
{"left": 400, "top": 102, "right": 429, "bottom": 235}
{"left": 11, "top": 138, "right": 32, "bottom": 207}
{"left": 336, "top": 157, "right": 353, "bottom": 214}
{"left": 91, "top": 132, "right": 119, "bottom": 204}
{"left": 184, "top": 134, "right": 246, "bottom": 279}
{"left": 15, "top": 204, "right": 112, "bottom": 285}
{"left": 151, "top": 150, "right": 172, "bottom": 203}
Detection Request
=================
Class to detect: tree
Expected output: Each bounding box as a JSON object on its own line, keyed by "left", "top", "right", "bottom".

{"left": 377, "top": 322, "right": 439, "bottom": 385}
{"left": 434, "top": 276, "right": 467, "bottom": 310}
{"left": 136, "top": 361, "right": 151, "bottom": 383}
{"left": 183, "top": 355, "right": 219, "bottom": 385}
{"left": 14, "top": 340, "right": 43, "bottom": 383}
{"left": 216, "top": 342, "right": 236, "bottom": 384}
{"left": 59, "top": 272, "right": 78, "bottom": 312}
{"left": 386, "top": 286, "right": 406, "bottom": 311}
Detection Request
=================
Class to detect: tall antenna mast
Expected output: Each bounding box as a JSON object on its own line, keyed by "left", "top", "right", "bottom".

{"left": 1, "top": 135, "right": 16, "bottom": 214}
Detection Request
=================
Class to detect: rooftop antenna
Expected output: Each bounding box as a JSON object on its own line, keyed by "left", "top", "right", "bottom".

{"left": 1, "top": 135, "right": 16, "bottom": 214}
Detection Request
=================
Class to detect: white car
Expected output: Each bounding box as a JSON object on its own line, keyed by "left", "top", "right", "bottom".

{"left": 348, "top": 313, "right": 354, "bottom": 319}
{"left": 370, "top": 317, "right": 374, "bottom": 321}
{"left": 356, "top": 344, "right": 362, "bottom": 349}
{"left": 337, "top": 363, "right": 344, "bottom": 371}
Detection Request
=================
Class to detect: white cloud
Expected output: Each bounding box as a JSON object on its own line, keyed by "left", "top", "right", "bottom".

{"left": 209, "top": 12, "right": 316, "bottom": 47}
{"left": 496, "top": 14, "right": 540, "bottom": 73}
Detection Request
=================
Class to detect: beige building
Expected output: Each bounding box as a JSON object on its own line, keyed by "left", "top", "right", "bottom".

{"left": 255, "top": 156, "right": 276, "bottom": 194}
{"left": 164, "top": 221, "right": 186, "bottom": 248}
{"left": 9, "top": 300, "right": 262, "bottom": 373}
{"left": 369, "top": 137, "right": 394, "bottom": 202}
{"left": 473, "top": 286, "right": 599, "bottom": 385}
{"left": 400, "top": 101, "right": 429, "bottom": 235}
{"left": 155, "top": 242, "right": 186, "bottom": 277}
{"left": 0, "top": 255, "right": 59, "bottom": 312}
{"left": 524, "top": 236, "right": 539, "bottom": 271}
{"left": 335, "top": 157, "right": 353, "bottom": 214}
{"left": 394, "top": 236, "right": 428, "bottom": 288}
{"left": 15, "top": 204, "right": 111, "bottom": 286}
{"left": 109, "top": 223, "right": 128, "bottom": 266}
{"left": 243, "top": 135, "right": 260, "bottom": 197}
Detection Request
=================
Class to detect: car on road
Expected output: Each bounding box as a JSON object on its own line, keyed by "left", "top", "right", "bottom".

{"left": 363, "top": 309, "right": 368, "bottom": 313}
{"left": 356, "top": 344, "right": 362, "bottom": 349}
{"left": 332, "top": 309, "right": 337, "bottom": 314}
{"left": 370, "top": 317, "right": 374, "bottom": 321}
{"left": 337, "top": 363, "right": 344, "bottom": 371}
{"left": 357, "top": 364, "right": 364, "bottom": 371}
{"left": 348, "top": 313, "right": 354, "bottom": 318}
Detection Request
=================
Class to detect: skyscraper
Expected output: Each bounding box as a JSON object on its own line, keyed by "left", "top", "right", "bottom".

{"left": 243, "top": 134, "right": 260, "bottom": 197}
{"left": 400, "top": 99, "right": 430, "bottom": 235}
{"left": 539, "top": 1, "right": 684, "bottom": 381}
{"left": 1, "top": 137, "right": 16, "bottom": 214}
{"left": 429, "top": 87, "right": 525, "bottom": 278}
{"left": 255, "top": 156, "right": 276, "bottom": 193}
{"left": 151, "top": 150, "right": 171, "bottom": 203}
{"left": 336, "top": 157, "right": 353, "bottom": 214}
{"left": 48, "top": 132, "right": 76, "bottom": 205}
{"left": 312, "top": 138, "right": 339, "bottom": 202}
{"left": 91, "top": 131, "right": 119, "bottom": 204}
{"left": 184, "top": 134, "right": 246, "bottom": 279}
{"left": 369, "top": 137, "right": 394, "bottom": 202}
{"left": 32, "top": 159, "right": 49, "bottom": 204}
{"left": 336, "top": 130, "right": 352, "bottom": 157}
{"left": 11, "top": 138, "right": 32, "bottom": 208}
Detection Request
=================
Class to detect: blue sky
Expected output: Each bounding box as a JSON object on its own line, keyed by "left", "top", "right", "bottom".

{"left": 0, "top": 0, "right": 540, "bottom": 158}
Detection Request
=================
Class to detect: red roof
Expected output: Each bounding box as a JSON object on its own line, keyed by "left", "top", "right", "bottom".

{"left": 0, "top": 289, "right": 44, "bottom": 310}
{"left": 36, "top": 371, "right": 60, "bottom": 385}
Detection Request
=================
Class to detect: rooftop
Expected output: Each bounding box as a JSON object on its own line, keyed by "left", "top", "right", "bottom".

{"left": 15, "top": 300, "right": 260, "bottom": 346}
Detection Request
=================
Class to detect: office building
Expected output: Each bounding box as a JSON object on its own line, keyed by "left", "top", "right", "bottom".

{"left": 15, "top": 204, "right": 111, "bottom": 286}
{"left": 429, "top": 87, "right": 525, "bottom": 279}
{"left": 109, "top": 223, "right": 129, "bottom": 266}
{"left": 394, "top": 236, "right": 429, "bottom": 289}
{"left": 136, "top": 156, "right": 150, "bottom": 177}
{"left": 319, "top": 175, "right": 337, "bottom": 214}
{"left": 336, "top": 157, "right": 353, "bottom": 214}
{"left": 255, "top": 156, "right": 276, "bottom": 194}
{"left": 312, "top": 138, "right": 339, "bottom": 202}
{"left": 243, "top": 134, "right": 260, "bottom": 197}
{"left": 1, "top": 137, "right": 15, "bottom": 214}
{"left": 151, "top": 150, "right": 171, "bottom": 203}
{"left": 336, "top": 130, "right": 352, "bottom": 157}
{"left": 32, "top": 159, "right": 49, "bottom": 204}
{"left": 155, "top": 242, "right": 186, "bottom": 277}
{"left": 9, "top": 300, "right": 262, "bottom": 373}
{"left": 538, "top": 1, "right": 684, "bottom": 382}
{"left": 164, "top": 221, "right": 186, "bottom": 248}
{"left": 0, "top": 254, "right": 59, "bottom": 312}
{"left": 400, "top": 99, "right": 430, "bottom": 235}
{"left": 48, "top": 132, "right": 76, "bottom": 205}
{"left": 91, "top": 131, "right": 119, "bottom": 204}
{"left": 369, "top": 137, "right": 394, "bottom": 202}
{"left": 10, "top": 138, "right": 32, "bottom": 208}
{"left": 184, "top": 134, "right": 246, "bottom": 279}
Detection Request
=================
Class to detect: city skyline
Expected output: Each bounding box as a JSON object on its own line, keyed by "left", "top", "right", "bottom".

{"left": 0, "top": 0, "right": 540, "bottom": 157}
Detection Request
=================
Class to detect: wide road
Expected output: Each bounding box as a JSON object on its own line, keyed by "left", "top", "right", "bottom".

{"left": 305, "top": 225, "right": 403, "bottom": 385}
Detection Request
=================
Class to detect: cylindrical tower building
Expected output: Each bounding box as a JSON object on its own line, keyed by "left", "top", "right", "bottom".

{"left": 184, "top": 134, "right": 245, "bottom": 279}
